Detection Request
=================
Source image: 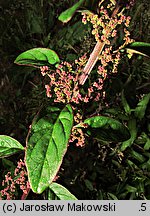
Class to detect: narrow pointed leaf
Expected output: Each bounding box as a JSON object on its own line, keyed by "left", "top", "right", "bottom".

{"left": 107, "top": 192, "right": 118, "bottom": 200}
{"left": 77, "top": 116, "right": 130, "bottom": 142}
{"left": 26, "top": 105, "right": 73, "bottom": 194}
{"left": 14, "top": 48, "right": 60, "bottom": 67}
{"left": 0, "top": 135, "right": 24, "bottom": 158}
{"left": 49, "top": 182, "right": 77, "bottom": 200}
{"left": 130, "top": 149, "right": 146, "bottom": 163}
{"left": 125, "top": 185, "right": 137, "bottom": 193}
{"left": 134, "top": 93, "right": 150, "bottom": 120}
{"left": 121, "top": 90, "right": 131, "bottom": 115}
{"left": 126, "top": 42, "right": 150, "bottom": 57}
{"left": 84, "top": 179, "right": 94, "bottom": 191}
{"left": 58, "top": 0, "right": 84, "bottom": 23}
{"left": 144, "top": 137, "right": 150, "bottom": 150}
{"left": 121, "top": 118, "right": 137, "bottom": 151}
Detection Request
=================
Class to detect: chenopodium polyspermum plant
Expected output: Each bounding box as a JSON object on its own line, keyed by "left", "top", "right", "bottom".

{"left": 3, "top": 0, "right": 137, "bottom": 199}
{"left": 40, "top": 0, "right": 134, "bottom": 146}
{"left": 43, "top": 0, "right": 134, "bottom": 104}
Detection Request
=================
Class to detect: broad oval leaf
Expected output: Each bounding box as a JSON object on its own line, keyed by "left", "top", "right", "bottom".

{"left": 0, "top": 135, "right": 24, "bottom": 158}
{"left": 26, "top": 104, "right": 73, "bottom": 194}
{"left": 77, "top": 116, "right": 130, "bottom": 142}
{"left": 126, "top": 42, "right": 150, "bottom": 57}
{"left": 14, "top": 48, "right": 60, "bottom": 67}
{"left": 49, "top": 182, "right": 77, "bottom": 200}
{"left": 58, "top": 0, "right": 84, "bottom": 23}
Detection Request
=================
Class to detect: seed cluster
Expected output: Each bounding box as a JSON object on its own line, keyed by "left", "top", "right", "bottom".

{"left": 82, "top": 1, "right": 134, "bottom": 75}
{"left": 40, "top": 0, "right": 134, "bottom": 147}
{"left": 0, "top": 160, "right": 29, "bottom": 200}
{"left": 41, "top": 53, "right": 103, "bottom": 105}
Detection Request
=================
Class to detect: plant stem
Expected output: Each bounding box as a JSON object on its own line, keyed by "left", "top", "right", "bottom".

{"left": 79, "top": 3, "right": 120, "bottom": 85}
{"left": 79, "top": 41, "right": 105, "bottom": 85}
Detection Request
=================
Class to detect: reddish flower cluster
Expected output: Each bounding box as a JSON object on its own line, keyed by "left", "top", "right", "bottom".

{"left": 40, "top": 66, "right": 49, "bottom": 76}
{"left": 41, "top": 53, "right": 105, "bottom": 105}
{"left": 82, "top": 0, "right": 134, "bottom": 80}
{"left": 40, "top": 0, "right": 135, "bottom": 147}
{"left": 70, "top": 127, "right": 85, "bottom": 147}
{"left": 69, "top": 110, "right": 86, "bottom": 147}
{"left": 0, "top": 159, "right": 29, "bottom": 200}
{"left": 43, "top": 61, "right": 79, "bottom": 103}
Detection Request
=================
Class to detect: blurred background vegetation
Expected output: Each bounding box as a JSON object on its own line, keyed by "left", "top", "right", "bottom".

{"left": 0, "top": 0, "right": 150, "bottom": 199}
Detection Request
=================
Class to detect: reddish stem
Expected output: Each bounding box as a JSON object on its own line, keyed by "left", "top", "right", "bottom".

{"left": 79, "top": 4, "right": 120, "bottom": 85}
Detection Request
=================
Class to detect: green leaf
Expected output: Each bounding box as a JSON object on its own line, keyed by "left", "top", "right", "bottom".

{"left": 141, "top": 158, "right": 150, "bottom": 170}
{"left": 126, "top": 42, "right": 150, "bottom": 57}
{"left": 121, "top": 90, "right": 131, "bottom": 115}
{"left": 26, "top": 105, "right": 73, "bottom": 194}
{"left": 2, "top": 158, "right": 16, "bottom": 174}
{"left": 77, "top": 116, "right": 130, "bottom": 142}
{"left": 144, "top": 137, "right": 150, "bottom": 150}
{"left": 107, "top": 192, "right": 118, "bottom": 200}
{"left": 121, "top": 118, "right": 137, "bottom": 151}
{"left": 49, "top": 182, "right": 77, "bottom": 200}
{"left": 58, "top": 0, "right": 84, "bottom": 23}
{"left": 125, "top": 185, "right": 137, "bottom": 193}
{"left": 14, "top": 48, "right": 60, "bottom": 67}
{"left": 130, "top": 149, "right": 146, "bottom": 163}
{"left": 126, "top": 159, "right": 138, "bottom": 169}
{"left": 84, "top": 179, "right": 94, "bottom": 191}
{"left": 134, "top": 93, "right": 150, "bottom": 120}
{"left": 83, "top": 0, "right": 101, "bottom": 12}
{"left": 0, "top": 135, "right": 24, "bottom": 158}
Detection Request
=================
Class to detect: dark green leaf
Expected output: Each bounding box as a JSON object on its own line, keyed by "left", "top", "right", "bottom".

{"left": 84, "top": 179, "right": 94, "bottom": 191}
{"left": 107, "top": 192, "right": 118, "bottom": 200}
{"left": 126, "top": 159, "right": 138, "bottom": 169}
{"left": 58, "top": 0, "right": 84, "bottom": 23}
{"left": 125, "top": 185, "right": 137, "bottom": 193}
{"left": 47, "top": 188, "right": 56, "bottom": 200}
{"left": 26, "top": 105, "right": 73, "bottom": 194}
{"left": 49, "top": 182, "right": 77, "bottom": 200}
{"left": 137, "top": 182, "right": 145, "bottom": 193}
{"left": 83, "top": 0, "right": 100, "bottom": 12}
{"left": 130, "top": 149, "right": 146, "bottom": 163}
{"left": 134, "top": 93, "right": 150, "bottom": 120}
{"left": 121, "top": 118, "right": 137, "bottom": 151}
{"left": 144, "top": 137, "right": 150, "bottom": 150}
{"left": 2, "top": 158, "right": 16, "bottom": 174}
{"left": 0, "top": 135, "right": 24, "bottom": 158}
{"left": 121, "top": 90, "right": 131, "bottom": 115}
{"left": 126, "top": 42, "right": 150, "bottom": 57}
{"left": 141, "top": 158, "right": 150, "bottom": 170}
{"left": 77, "top": 116, "right": 130, "bottom": 142}
{"left": 14, "top": 48, "right": 60, "bottom": 67}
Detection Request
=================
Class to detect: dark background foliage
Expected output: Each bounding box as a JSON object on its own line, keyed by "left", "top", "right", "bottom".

{"left": 0, "top": 0, "right": 150, "bottom": 199}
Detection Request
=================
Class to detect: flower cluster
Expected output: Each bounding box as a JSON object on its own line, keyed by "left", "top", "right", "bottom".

{"left": 70, "top": 127, "right": 85, "bottom": 147}
{"left": 40, "top": 0, "right": 135, "bottom": 147}
{"left": 41, "top": 53, "right": 104, "bottom": 104}
{"left": 82, "top": 0, "right": 134, "bottom": 79}
{"left": 0, "top": 159, "right": 29, "bottom": 200}
{"left": 42, "top": 61, "right": 79, "bottom": 103}
{"left": 69, "top": 109, "right": 86, "bottom": 147}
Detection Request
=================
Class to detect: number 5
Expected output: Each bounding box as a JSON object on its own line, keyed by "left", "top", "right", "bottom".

{"left": 141, "top": 203, "right": 146, "bottom": 211}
